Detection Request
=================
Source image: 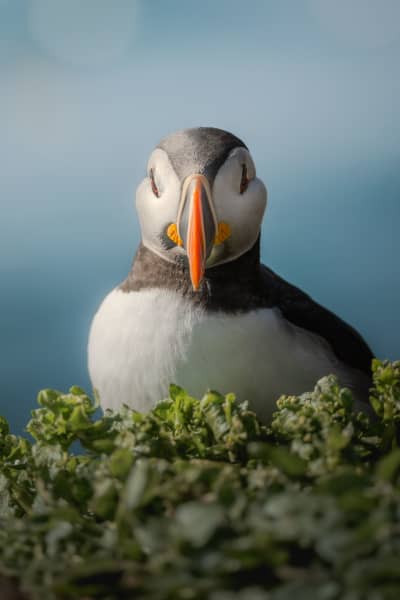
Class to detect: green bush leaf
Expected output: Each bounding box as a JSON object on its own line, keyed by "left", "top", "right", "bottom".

{"left": 1, "top": 359, "right": 400, "bottom": 600}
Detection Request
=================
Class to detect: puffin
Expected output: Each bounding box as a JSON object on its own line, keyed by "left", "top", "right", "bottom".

{"left": 88, "top": 127, "right": 373, "bottom": 421}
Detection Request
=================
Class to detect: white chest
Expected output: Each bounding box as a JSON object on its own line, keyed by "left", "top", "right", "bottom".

{"left": 88, "top": 287, "right": 349, "bottom": 421}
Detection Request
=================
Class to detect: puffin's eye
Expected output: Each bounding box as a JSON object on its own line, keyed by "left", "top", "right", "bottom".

{"left": 149, "top": 168, "right": 160, "bottom": 197}
{"left": 240, "top": 164, "right": 249, "bottom": 194}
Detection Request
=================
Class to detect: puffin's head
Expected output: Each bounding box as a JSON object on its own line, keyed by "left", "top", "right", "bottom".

{"left": 136, "top": 127, "right": 267, "bottom": 290}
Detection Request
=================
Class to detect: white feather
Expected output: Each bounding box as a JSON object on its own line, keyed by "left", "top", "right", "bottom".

{"left": 88, "top": 288, "right": 365, "bottom": 420}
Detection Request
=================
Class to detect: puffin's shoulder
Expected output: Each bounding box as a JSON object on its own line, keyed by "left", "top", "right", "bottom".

{"left": 259, "top": 263, "right": 374, "bottom": 376}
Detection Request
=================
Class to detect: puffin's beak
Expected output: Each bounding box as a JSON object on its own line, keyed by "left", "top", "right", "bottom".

{"left": 177, "top": 174, "right": 217, "bottom": 291}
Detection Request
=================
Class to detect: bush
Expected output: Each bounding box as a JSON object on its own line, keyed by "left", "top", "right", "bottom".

{"left": 1, "top": 360, "right": 400, "bottom": 600}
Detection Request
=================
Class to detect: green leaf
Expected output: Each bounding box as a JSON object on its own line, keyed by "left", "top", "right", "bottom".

{"left": 121, "top": 459, "right": 149, "bottom": 511}
{"left": 109, "top": 448, "right": 134, "bottom": 480}
{"left": 376, "top": 448, "right": 400, "bottom": 481}
{"left": 268, "top": 446, "right": 308, "bottom": 478}
{"left": 175, "top": 501, "right": 224, "bottom": 547}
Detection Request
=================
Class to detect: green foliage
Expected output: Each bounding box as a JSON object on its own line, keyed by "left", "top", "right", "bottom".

{"left": 1, "top": 360, "right": 400, "bottom": 599}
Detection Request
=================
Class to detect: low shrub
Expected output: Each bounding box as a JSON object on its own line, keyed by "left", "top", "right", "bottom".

{"left": 1, "top": 360, "right": 399, "bottom": 599}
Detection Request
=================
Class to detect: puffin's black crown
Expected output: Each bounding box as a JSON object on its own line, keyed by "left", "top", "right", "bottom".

{"left": 157, "top": 127, "right": 248, "bottom": 183}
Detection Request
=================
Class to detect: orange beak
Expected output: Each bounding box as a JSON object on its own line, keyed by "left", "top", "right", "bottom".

{"left": 177, "top": 174, "right": 217, "bottom": 292}
{"left": 187, "top": 177, "right": 206, "bottom": 291}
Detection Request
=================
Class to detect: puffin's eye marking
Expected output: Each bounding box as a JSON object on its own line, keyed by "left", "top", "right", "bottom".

{"left": 240, "top": 163, "right": 249, "bottom": 194}
{"left": 149, "top": 168, "right": 160, "bottom": 197}
{"left": 167, "top": 223, "right": 183, "bottom": 246}
{"left": 214, "top": 222, "right": 231, "bottom": 245}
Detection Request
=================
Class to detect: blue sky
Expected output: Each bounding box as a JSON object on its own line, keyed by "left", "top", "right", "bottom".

{"left": 1, "top": 0, "right": 399, "bottom": 432}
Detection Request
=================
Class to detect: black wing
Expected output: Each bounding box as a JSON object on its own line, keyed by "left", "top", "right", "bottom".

{"left": 259, "top": 264, "right": 374, "bottom": 376}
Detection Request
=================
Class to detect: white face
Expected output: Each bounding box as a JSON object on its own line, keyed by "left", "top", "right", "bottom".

{"left": 135, "top": 145, "right": 268, "bottom": 267}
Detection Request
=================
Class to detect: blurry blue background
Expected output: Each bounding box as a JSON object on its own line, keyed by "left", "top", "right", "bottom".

{"left": 1, "top": 0, "right": 399, "bottom": 433}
